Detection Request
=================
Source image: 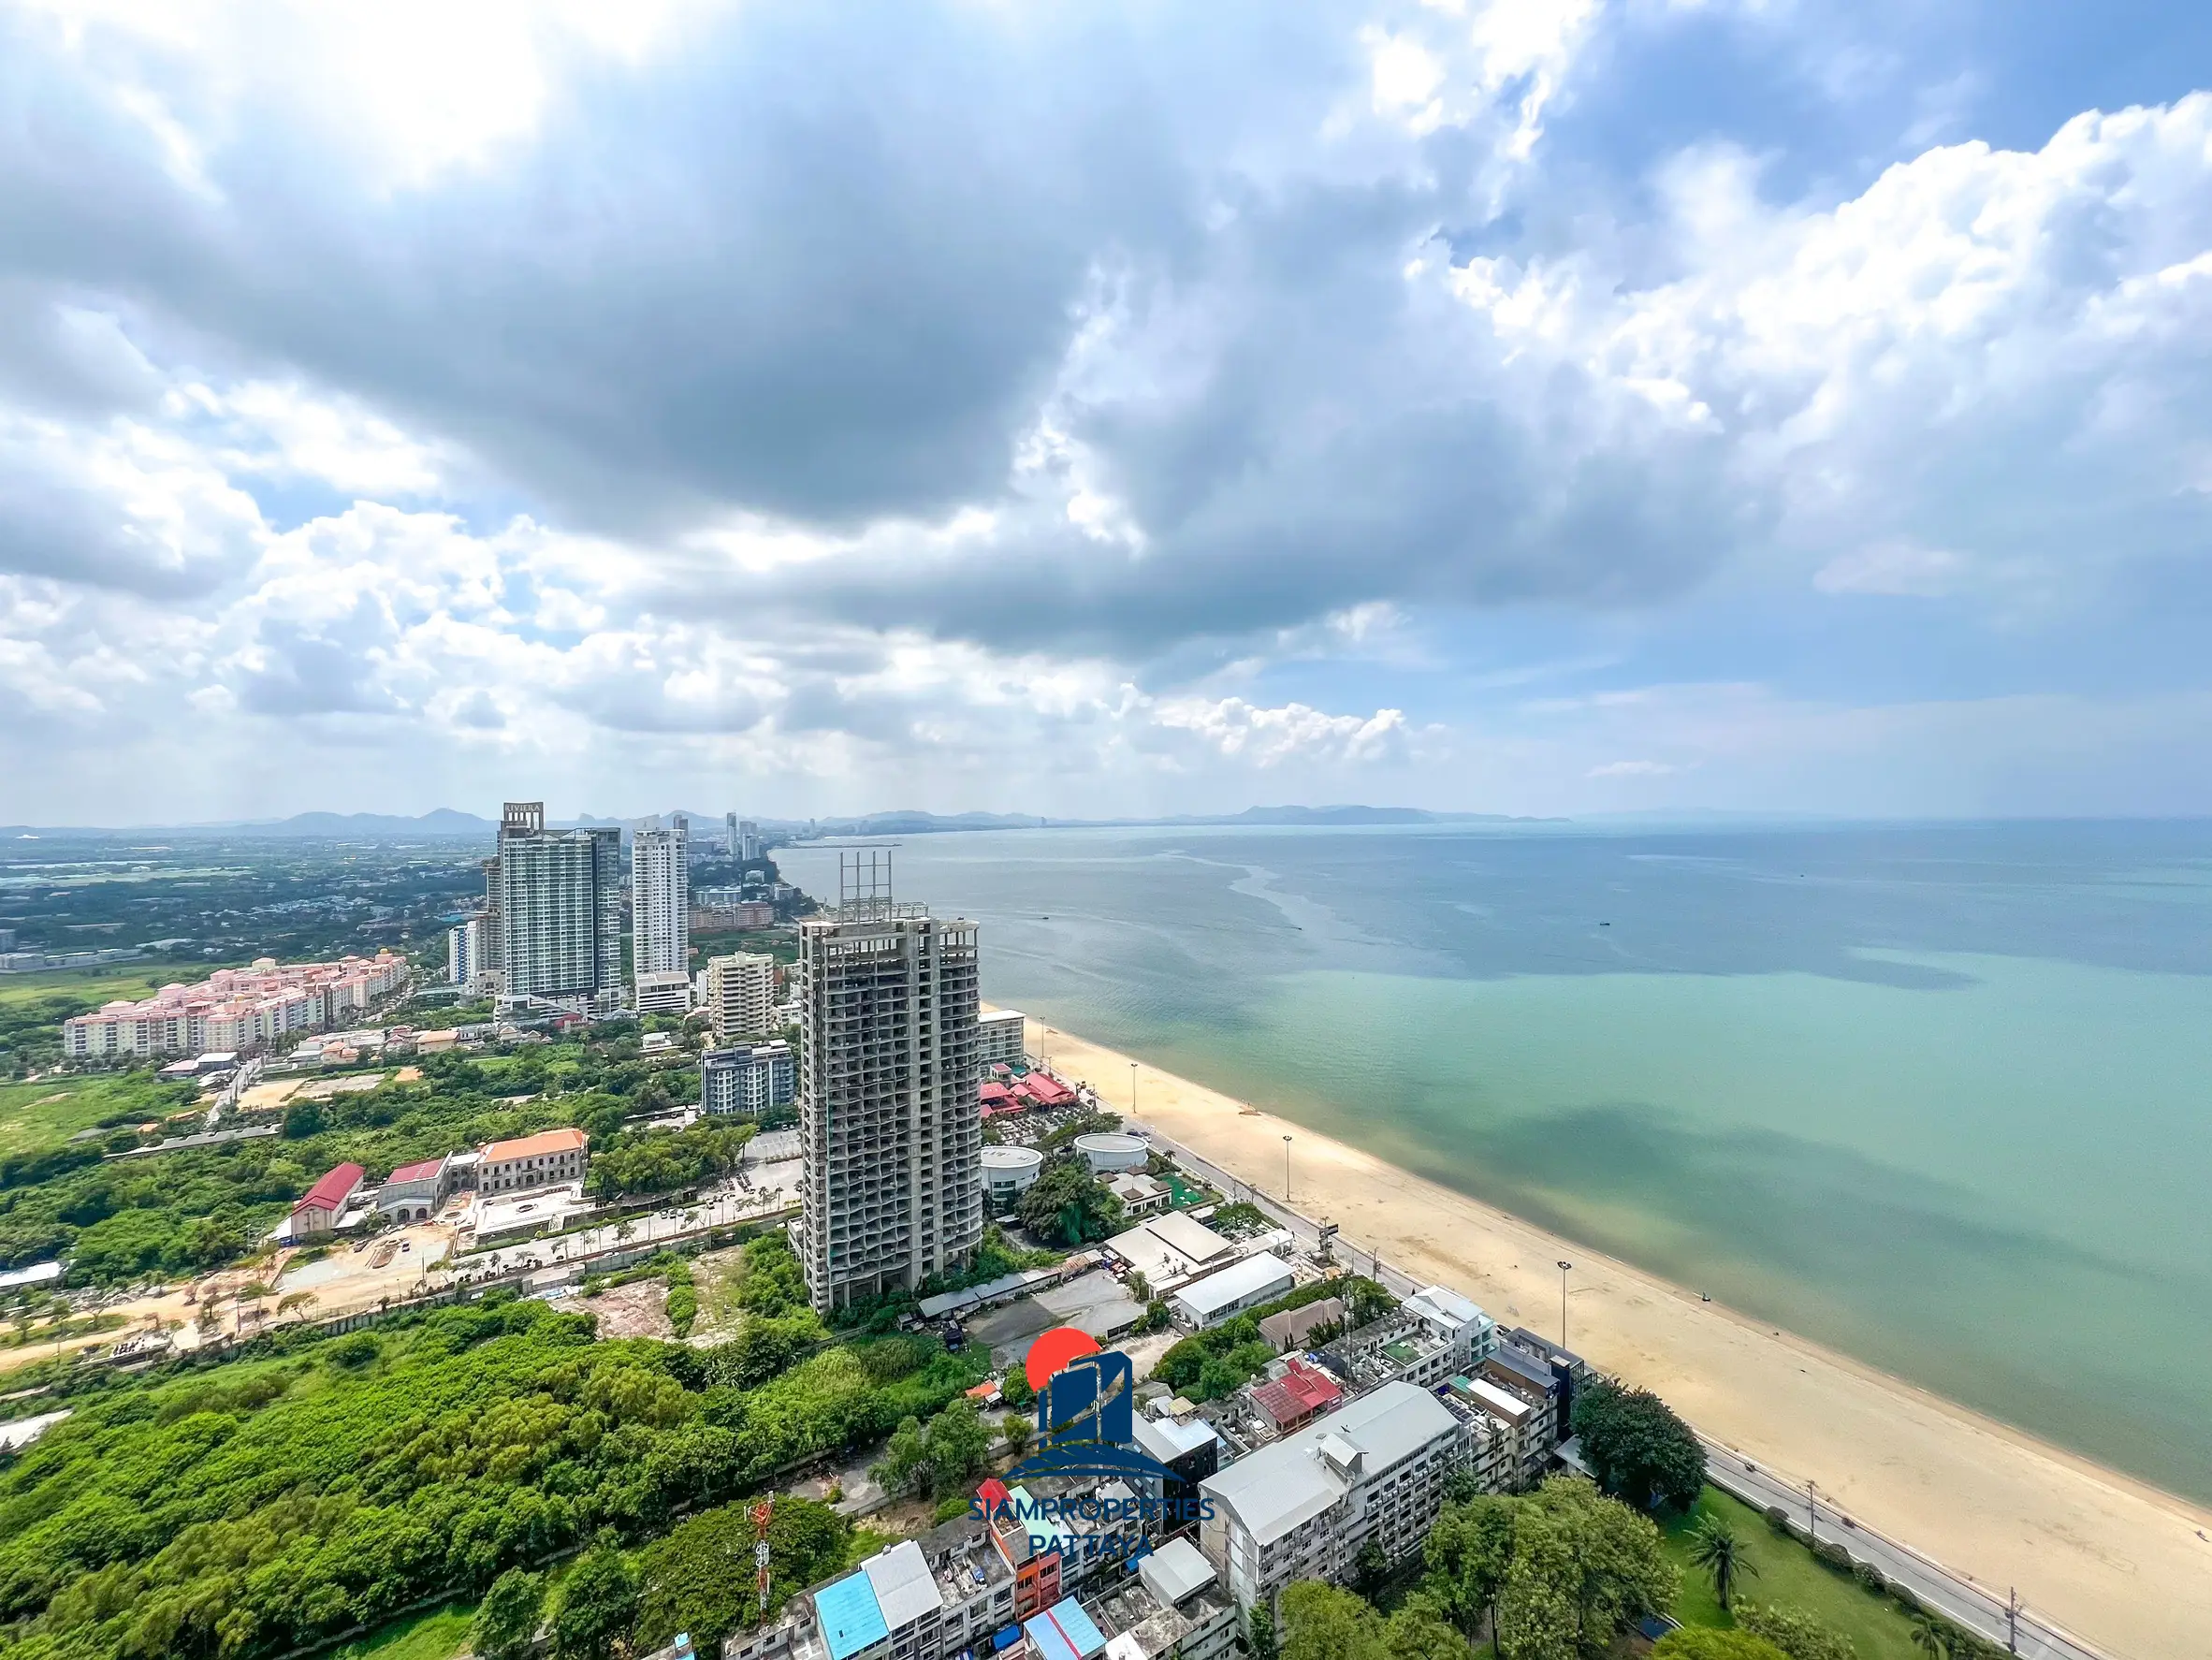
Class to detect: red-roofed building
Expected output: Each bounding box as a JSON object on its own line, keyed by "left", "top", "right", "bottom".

{"left": 980, "top": 1080, "right": 1026, "bottom": 1120}
{"left": 377, "top": 1153, "right": 453, "bottom": 1223}
{"left": 1248, "top": 1356, "right": 1344, "bottom": 1433}
{"left": 293, "top": 1162, "right": 365, "bottom": 1236}
{"left": 1020, "top": 1071, "right": 1075, "bottom": 1109}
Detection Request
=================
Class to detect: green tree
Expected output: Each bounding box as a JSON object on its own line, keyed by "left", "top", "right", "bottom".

{"left": 634, "top": 1497, "right": 854, "bottom": 1654}
{"left": 924, "top": 1396, "right": 992, "bottom": 1495}
{"left": 552, "top": 1535, "right": 642, "bottom": 1660}
{"left": 1651, "top": 1632, "right": 1789, "bottom": 1660}
{"left": 873, "top": 1397, "right": 993, "bottom": 1499}
{"left": 473, "top": 1568, "right": 546, "bottom": 1660}
{"left": 1500, "top": 1479, "right": 1676, "bottom": 1659}
{"left": 1737, "top": 1603, "right": 1857, "bottom": 1660}
{"left": 1908, "top": 1618, "right": 1952, "bottom": 1658}
{"left": 1569, "top": 1380, "right": 1707, "bottom": 1512}
{"left": 1003, "top": 1415, "right": 1034, "bottom": 1459}
{"left": 1001, "top": 1366, "right": 1036, "bottom": 1409}
{"left": 1017, "top": 1156, "right": 1126, "bottom": 1245}
{"left": 1353, "top": 1539, "right": 1392, "bottom": 1600}
{"left": 1425, "top": 1494, "right": 1517, "bottom": 1650}
{"left": 1248, "top": 1603, "right": 1279, "bottom": 1660}
{"left": 1281, "top": 1582, "right": 1389, "bottom": 1660}
{"left": 1384, "top": 1591, "right": 1470, "bottom": 1660}
{"left": 1688, "top": 1513, "right": 1757, "bottom": 1611}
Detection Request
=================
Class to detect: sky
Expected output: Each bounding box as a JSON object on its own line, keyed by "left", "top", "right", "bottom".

{"left": 4, "top": 0, "right": 2212, "bottom": 825}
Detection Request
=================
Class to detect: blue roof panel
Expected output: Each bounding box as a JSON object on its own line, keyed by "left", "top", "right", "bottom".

{"left": 817, "top": 1572, "right": 890, "bottom": 1660}
{"left": 1025, "top": 1601, "right": 1107, "bottom": 1660}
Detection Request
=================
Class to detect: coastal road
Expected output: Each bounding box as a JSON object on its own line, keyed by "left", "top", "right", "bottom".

{"left": 1128, "top": 1114, "right": 2110, "bottom": 1660}
{"left": 1697, "top": 1441, "right": 2103, "bottom": 1660}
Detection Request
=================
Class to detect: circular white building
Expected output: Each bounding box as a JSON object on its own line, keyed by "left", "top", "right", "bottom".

{"left": 1073, "top": 1130, "right": 1148, "bottom": 1174}
{"left": 982, "top": 1143, "right": 1045, "bottom": 1210}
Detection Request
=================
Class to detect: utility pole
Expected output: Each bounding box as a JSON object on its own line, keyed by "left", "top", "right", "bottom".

{"left": 2007, "top": 1587, "right": 2019, "bottom": 1654}
{"left": 754, "top": 1498, "right": 775, "bottom": 1612}
{"left": 1806, "top": 1479, "right": 1819, "bottom": 1544}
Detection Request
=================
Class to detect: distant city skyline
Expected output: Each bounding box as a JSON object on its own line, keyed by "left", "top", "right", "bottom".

{"left": 5, "top": 5, "right": 2211, "bottom": 823}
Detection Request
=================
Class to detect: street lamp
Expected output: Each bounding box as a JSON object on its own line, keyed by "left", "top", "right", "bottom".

{"left": 1130, "top": 1061, "right": 1138, "bottom": 1117}
{"left": 1283, "top": 1134, "right": 1293, "bottom": 1203}
{"left": 1557, "top": 1260, "right": 1572, "bottom": 1348}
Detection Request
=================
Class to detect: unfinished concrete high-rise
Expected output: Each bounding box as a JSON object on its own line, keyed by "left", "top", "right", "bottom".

{"left": 797, "top": 852, "right": 983, "bottom": 1313}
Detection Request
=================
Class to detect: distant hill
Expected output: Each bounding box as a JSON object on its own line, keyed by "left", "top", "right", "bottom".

{"left": 232, "top": 808, "right": 495, "bottom": 837}
{"left": 2, "top": 804, "right": 1562, "bottom": 839}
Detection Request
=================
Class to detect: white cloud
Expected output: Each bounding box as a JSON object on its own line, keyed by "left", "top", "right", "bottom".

{"left": 1813, "top": 539, "right": 1969, "bottom": 597}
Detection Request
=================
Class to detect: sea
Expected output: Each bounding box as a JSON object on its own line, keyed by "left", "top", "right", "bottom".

{"left": 778, "top": 820, "right": 2212, "bottom": 1505}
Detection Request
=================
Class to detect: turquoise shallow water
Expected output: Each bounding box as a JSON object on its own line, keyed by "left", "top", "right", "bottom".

{"left": 779, "top": 821, "right": 2212, "bottom": 1501}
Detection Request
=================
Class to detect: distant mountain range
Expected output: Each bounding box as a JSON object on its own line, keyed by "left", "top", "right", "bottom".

{"left": 5, "top": 805, "right": 1562, "bottom": 839}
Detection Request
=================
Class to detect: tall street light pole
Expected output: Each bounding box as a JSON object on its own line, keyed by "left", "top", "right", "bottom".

{"left": 1557, "top": 1260, "right": 1573, "bottom": 1348}
{"left": 1130, "top": 1061, "right": 1138, "bottom": 1117}
{"left": 1283, "top": 1134, "right": 1293, "bottom": 1203}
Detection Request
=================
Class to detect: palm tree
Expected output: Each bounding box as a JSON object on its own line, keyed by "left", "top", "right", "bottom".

{"left": 1910, "top": 1617, "right": 1952, "bottom": 1658}
{"left": 1687, "top": 1513, "right": 1757, "bottom": 1611}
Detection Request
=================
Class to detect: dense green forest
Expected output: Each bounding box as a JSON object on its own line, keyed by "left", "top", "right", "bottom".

{"left": 0, "top": 1234, "right": 983, "bottom": 1660}
{"left": 0, "top": 1048, "right": 749, "bottom": 1285}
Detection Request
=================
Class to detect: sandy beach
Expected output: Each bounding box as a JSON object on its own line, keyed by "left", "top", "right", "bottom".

{"left": 1021, "top": 1015, "right": 2212, "bottom": 1660}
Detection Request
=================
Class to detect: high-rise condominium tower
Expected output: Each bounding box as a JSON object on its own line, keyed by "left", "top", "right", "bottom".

{"left": 797, "top": 870, "right": 983, "bottom": 1313}
{"left": 632, "top": 820, "right": 690, "bottom": 980}
{"left": 495, "top": 802, "right": 622, "bottom": 1012}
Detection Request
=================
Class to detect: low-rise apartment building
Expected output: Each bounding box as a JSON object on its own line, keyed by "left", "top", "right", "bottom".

{"left": 1198, "top": 1379, "right": 1470, "bottom": 1610}
{"left": 62, "top": 953, "right": 409, "bottom": 1059}
{"left": 1084, "top": 1540, "right": 1238, "bottom": 1660}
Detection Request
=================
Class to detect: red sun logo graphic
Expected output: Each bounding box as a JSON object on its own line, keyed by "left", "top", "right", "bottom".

{"left": 1024, "top": 1325, "right": 1101, "bottom": 1392}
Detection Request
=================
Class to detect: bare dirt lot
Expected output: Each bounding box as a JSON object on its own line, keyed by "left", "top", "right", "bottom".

{"left": 574, "top": 1279, "right": 674, "bottom": 1339}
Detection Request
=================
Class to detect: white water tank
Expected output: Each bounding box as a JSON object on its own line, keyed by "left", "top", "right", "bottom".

{"left": 1074, "top": 1131, "right": 1148, "bottom": 1174}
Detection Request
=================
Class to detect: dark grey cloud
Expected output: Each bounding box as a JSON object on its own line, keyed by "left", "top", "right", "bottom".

{"left": 0, "top": 2, "right": 1736, "bottom": 661}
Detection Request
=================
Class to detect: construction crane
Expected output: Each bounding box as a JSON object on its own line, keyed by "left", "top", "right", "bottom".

{"left": 752, "top": 1498, "right": 774, "bottom": 1612}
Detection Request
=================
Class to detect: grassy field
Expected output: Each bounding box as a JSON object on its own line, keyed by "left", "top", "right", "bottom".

{"left": 0, "top": 1073, "right": 193, "bottom": 1158}
{"left": 327, "top": 1602, "right": 474, "bottom": 1660}
{"left": 0, "top": 966, "right": 175, "bottom": 1011}
{"left": 1662, "top": 1488, "right": 1921, "bottom": 1658}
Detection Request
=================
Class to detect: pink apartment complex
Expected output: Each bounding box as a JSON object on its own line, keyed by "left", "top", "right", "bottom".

{"left": 61, "top": 953, "right": 410, "bottom": 1060}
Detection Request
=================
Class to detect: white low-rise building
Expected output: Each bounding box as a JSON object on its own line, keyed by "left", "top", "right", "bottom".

{"left": 1105, "top": 1172, "right": 1170, "bottom": 1217}
{"left": 633, "top": 969, "right": 693, "bottom": 1014}
{"left": 982, "top": 1143, "right": 1045, "bottom": 1210}
{"left": 977, "top": 1008, "right": 1027, "bottom": 1068}
{"left": 1199, "top": 1380, "right": 1470, "bottom": 1611}
{"left": 1105, "top": 1213, "right": 1237, "bottom": 1290}
{"left": 1171, "top": 1253, "right": 1294, "bottom": 1330}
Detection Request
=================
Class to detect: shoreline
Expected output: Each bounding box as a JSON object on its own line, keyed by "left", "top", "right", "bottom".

{"left": 1015, "top": 1013, "right": 2212, "bottom": 1660}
